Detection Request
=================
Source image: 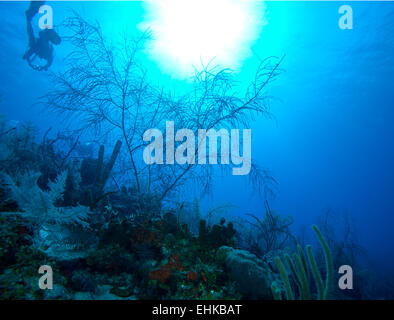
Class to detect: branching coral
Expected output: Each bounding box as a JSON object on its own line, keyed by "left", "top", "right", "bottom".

{"left": 243, "top": 201, "right": 295, "bottom": 257}
{"left": 44, "top": 14, "right": 282, "bottom": 201}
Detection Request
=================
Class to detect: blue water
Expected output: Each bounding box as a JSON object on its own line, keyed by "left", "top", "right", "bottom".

{"left": 1, "top": 0, "right": 393, "bottom": 280}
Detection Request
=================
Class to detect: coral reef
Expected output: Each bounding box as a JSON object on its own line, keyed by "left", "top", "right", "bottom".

{"left": 1, "top": 118, "right": 383, "bottom": 300}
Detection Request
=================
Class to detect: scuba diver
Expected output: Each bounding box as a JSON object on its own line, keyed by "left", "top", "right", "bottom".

{"left": 22, "top": 1, "right": 61, "bottom": 71}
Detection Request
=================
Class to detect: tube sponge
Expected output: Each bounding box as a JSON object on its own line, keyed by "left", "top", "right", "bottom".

{"left": 273, "top": 224, "right": 333, "bottom": 300}
{"left": 293, "top": 252, "right": 311, "bottom": 299}
{"left": 275, "top": 256, "right": 294, "bottom": 300}
{"left": 306, "top": 244, "right": 324, "bottom": 300}
{"left": 312, "top": 224, "right": 333, "bottom": 300}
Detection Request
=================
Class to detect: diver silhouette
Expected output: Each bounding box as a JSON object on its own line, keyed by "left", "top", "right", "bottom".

{"left": 22, "top": 1, "right": 61, "bottom": 71}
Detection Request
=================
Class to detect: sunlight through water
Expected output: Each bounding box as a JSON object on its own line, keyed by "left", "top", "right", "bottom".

{"left": 139, "top": 0, "right": 267, "bottom": 79}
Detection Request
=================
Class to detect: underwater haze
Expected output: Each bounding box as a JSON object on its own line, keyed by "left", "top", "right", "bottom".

{"left": 0, "top": 1, "right": 393, "bottom": 300}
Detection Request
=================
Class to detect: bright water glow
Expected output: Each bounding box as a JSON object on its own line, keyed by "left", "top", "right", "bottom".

{"left": 139, "top": 0, "right": 267, "bottom": 79}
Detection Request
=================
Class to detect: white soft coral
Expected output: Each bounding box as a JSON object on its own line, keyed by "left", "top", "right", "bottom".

{"left": 1, "top": 171, "right": 94, "bottom": 259}
{"left": 2, "top": 171, "right": 89, "bottom": 226}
